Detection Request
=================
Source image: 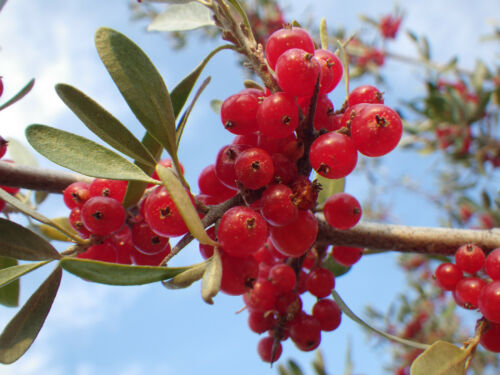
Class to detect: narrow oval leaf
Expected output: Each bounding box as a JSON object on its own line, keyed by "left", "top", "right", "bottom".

{"left": 410, "top": 341, "right": 467, "bottom": 375}
{"left": 156, "top": 165, "right": 218, "bottom": 247}
{"left": 170, "top": 45, "right": 232, "bottom": 118}
{"left": 55, "top": 84, "right": 156, "bottom": 167}
{"left": 25, "top": 124, "right": 156, "bottom": 183}
{"left": 162, "top": 261, "right": 207, "bottom": 289}
{"left": 0, "top": 261, "right": 50, "bottom": 288}
{"left": 38, "top": 217, "right": 78, "bottom": 243}
{"left": 95, "top": 27, "right": 177, "bottom": 160}
{"left": 315, "top": 174, "right": 345, "bottom": 207}
{"left": 319, "top": 18, "right": 328, "bottom": 49}
{"left": 201, "top": 249, "right": 222, "bottom": 305}
{"left": 331, "top": 290, "right": 430, "bottom": 350}
{"left": 0, "top": 257, "right": 19, "bottom": 307}
{"left": 321, "top": 254, "right": 351, "bottom": 277}
{"left": 0, "top": 218, "right": 61, "bottom": 261}
{"left": 0, "top": 266, "right": 62, "bottom": 364}
{"left": 0, "top": 79, "right": 35, "bottom": 112}
{"left": 0, "top": 189, "right": 52, "bottom": 226}
{"left": 4, "top": 138, "right": 38, "bottom": 167}
{"left": 147, "top": 2, "right": 215, "bottom": 32}
{"left": 59, "top": 257, "right": 189, "bottom": 285}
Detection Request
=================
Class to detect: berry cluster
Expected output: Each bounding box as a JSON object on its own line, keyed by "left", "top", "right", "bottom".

{"left": 434, "top": 244, "right": 500, "bottom": 352}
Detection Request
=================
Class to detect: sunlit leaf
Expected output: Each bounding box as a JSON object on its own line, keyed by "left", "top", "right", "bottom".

{"left": 201, "top": 249, "right": 221, "bottom": 304}
{"left": 38, "top": 217, "right": 79, "bottom": 243}
{"left": 95, "top": 27, "right": 177, "bottom": 162}
{"left": 0, "top": 261, "right": 50, "bottom": 289}
{"left": 59, "top": 257, "right": 189, "bottom": 285}
{"left": 331, "top": 290, "right": 430, "bottom": 350}
{"left": 55, "top": 84, "right": 156, "bottom": 167}
{"left": 26, "top": 124, "right": 156, "bottom": 183}
{"left": 410, "top": 340, "right": 467, "bottom": 375}
{"left": 315, "top": 174, "right": 345, "bottom": 207}
{"left": 0, "top": 218, "right": 60, "bottom": 261}
{"left": 0, "top": 266, "right": 62, "bottom": 364}
{"left": 0, "top": 257, "right": 19, "bottom": 307}
{"left": 0, "top": 79, "right": 35, "bottom": 112}
{"left": 147, "top": 2, "right": 215, "bottom": 32}
{"left": 4, "top": 138, "right": 37, "bottom": 167}
{"left": 156, "top": 165, "right": 218, "bottom": 247}
{"left": 162, "top": 261, "right": 207, "bottom": 289}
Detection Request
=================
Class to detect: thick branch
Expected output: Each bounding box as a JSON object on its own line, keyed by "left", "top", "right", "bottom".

{"left": 0, "top": 161, "right": 92, "bottom": 193}
{"left": 316, "top": 220, "right": 500, "bottom": 255}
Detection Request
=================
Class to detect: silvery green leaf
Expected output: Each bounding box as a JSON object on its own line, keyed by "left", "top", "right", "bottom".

{"left": 148, "top": 2, "right": 215, "bottom": 32}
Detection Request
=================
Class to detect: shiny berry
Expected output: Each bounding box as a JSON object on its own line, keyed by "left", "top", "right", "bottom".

{"left": 312, "top": 298, "right": 342, "bottom": 331}
{"left": 434, "top": 262, "right": 463, "bottom": 291}
{"left": 265, "top": 27, "right": 315, "bottom": 70}
{"left": 454, "top": 277, "right": 487, "bottom": 309}
{"left": 455, "top": 244, "right": 485, "bottom": 274}
{"left": 221, "top": 92, "right": 261, "bottom": 135}
{"left": 332, "top": 246, "right": 363, "bottom": 266}
{"left": 257, "top": 336, "right": 282, "bottom": 363}
{"left": 306, "top": 267, "right": 335, "bottom": 298}
{"left": 348, "top": 85, "right": 384, "bottom": 106}
{"left": 63, "top": 182, "right": 91, "bottom": 209}
{"left": 309, "top": 132, "right": 358, "bottom": 179}
{"left": 479, "top": 281, "right": 500, "bottom": 324}
{"left": 260, "top": 184, "right": 298, "bottom": 226}
{"left": 235, "top": 147, "right": 274, "bottom": 190}
{"left": 486, "top": 248, "right": 500, "bottom": 280}
{"left": 81, "top": 196, "right": 125, "bottom": 236}
{"left": 257, "top": 93, "right": 299, "bottom": 139}
{"left": 324, "top": 193, "right": 362, "bottom": 230}
{"left": 275, "top": 48, "right": 321, "bottom": 97}
{"left": 314, "top": 49, "right": 343, "bottom": 94}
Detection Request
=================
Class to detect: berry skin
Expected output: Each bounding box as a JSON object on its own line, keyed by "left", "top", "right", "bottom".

{"left": 257, "top": 92, "right": 299, "bottom": 139}
{"left": 434, "top": 263, "right": 463, "bottom": 291}
{"left": 80, "top": 196, "right": 126, "bottom": 236}
{"left": 248, "top": 310, "right": 276, "bottom": 334}
{"left": 68, "top": 207, "right": 91, "bottom": 238}
{"left": 454, "top": 277, "right": 486, "bottom": 309}
{"left": 0, "top": 77, "right": 3, "bottom": 98}
{"left": 332, "top": 246, "right": 364, "bottom": 266}
{"left": 217, "top": 206, "right": 269, "bottom": 258}
{"left": 290, "top": 314, "right": 322, "bottom": 352}
{"left": 265, "top": 27, "right": 315, "bottom": 70}
{"left": 151, "top": 158, "right": 185, "bottom": 181}
{"left": 478, "top": 281, "right": 500, "bottom": 324}
{"left": 257, "top": 336, "right": 282, "bottom": 363}
{"left": 130, "top": 244, "right": 171, "bottom": 266}
{"left": 0, "top": 137, "right": 8, "bottom": 159}
{"left": 309, "top": 132, "right": 358, "bottom": 179}
{"left": 312, "top": 298, "right": 342, "bottom": 331}
{"left": 454, "top": 244, "right": 485, "bottom": 274}
{"left": 314, "top": 49, "right": 343, "bottom": 94}
{"left": 298, "top": 95, "right": 335, "bottom": 131}
{"left": 234, "top": 147, "right": 275, "bottom": 190}
{"left": 350, "top": 104, "right": 403, "bottom": 157}
{"left": 197, "top": 164, "right": 236, "bottom": 204}
{"left": 480, "top": 322, "right": 500, "bottom": 353}
{"left": 131, "top": 220, "right": 170, "bottom": 255}
{"left": 89, "top": 178, "right": 128, "bottom": 203}
{"left": 77, "top": 242, "right": 118, "bottom": 263}
{"left": 348, "top": 85, "right": 384, "bottom": 106}
{"left": 306, "top": 267, "right": 335, "bottom": 298}
{"left": 63, "top": 182, "right": 91, "bottom": 209}
{"left": 215, "top": 144, "right": 250, "bottom": 190}
{"left": 245, "top": 278, "right": 278, "bottom": 311}
{"left": 270, "top": 209, "right": 318, "bottom": 257}
{"left": 269, "top": 263, "right": 296, "bottom": 293}
{"left": 324, "top": 193, "right": 362, "bottom": 230}
{"left": 221, "top": 92, "right": 261, "bottom": 135}
{"left": 220, "top": 252, "right": 258, "bottom": 296}
{"left": 485, "top": 248, "right": 500, "bottom": 280}
{"left": 275, "top": 48, "right": 321, "bottom": 97}
{"left": 260, "top": 184, "right": 298, "bottom": 226}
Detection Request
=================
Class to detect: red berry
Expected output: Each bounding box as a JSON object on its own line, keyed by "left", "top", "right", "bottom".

{"left": 454, "top": 277, "right": 487, "bottom": 309}
{"left": 455, "top": 244, "right": 485, "bottom": 274}
{"left": 265, "top": 27, "right": 315, "bottom": 70}
{"left": 434, "top": 262, "right": 463, "bottom": 291}
{"left": 380, "top": 15, "right": 402, "bottom": 39}
{"left": 314, "top": 49, "right": 343, "bottom": 94}
{"left": 306, "top": 267, "right": 335, "bottom": 298}
{"left": 478, "top": 281, "right": 500, "bottom": 324}
{"left": 63, "top": 182, "right": 91, "bottom": 209}
{"left": 68, "top": 207, "right": 91, "bottom": 238}
{"left": 220, "top": 252, "right": 258, "bottom": 295}
{"left": 197, "top": 164, "right": 236, "bottom": 203}
{"left": 485, "top": 248, "right": 500, "bottom": 280}
{"left": 235, "top": 147, "right": 275, "bottom": 190}
{"left": 270, "top": 209, "right": 318, "bottom": 257}
{"left": 257, "top": 336, "right": 282, "bottom": 363}
{"left": 151, "top": 159, "right": 185, "bottom": 181}
{"left": 199, "top": 226, "right": 216, "bottom": 259}
{"left": 221, "top": 92, "right": 261, "bottom": 135}
{"left": 350, "top": 104, "right": 402, "bottom": 157}
{"left": 257, "top": 92, "right": 299, "bottom": 139}
{"left": 348, "top": 85, "right": 384, "bottom": 106}
{"left": 0, "top": 137, "right": 7, "bottom": 159}
{"left": 332, "top": 246, "right": 363, "bottom": 266}
{"left": 269, "top": 264, "right": 296, "bottom": 293}
{"left": 309, "top": 132, "right": 358, "bottom": 179}
{"left": 312, "top": 298, "right": 342, "bottom": 331}
{"left": 248, "top": 310, "right": 276, "bottom": 334}
{"left": 271, "top": 153, "right": 298, "bottom": 185}
{"left": 298, "top": 95, "right": 335, "bottom": 131}
{"left": 324, "top": 192, "right": 362, "bottom": 230}
{"left": 217, "top": 206, "right": 268, "bottom": 258}
{"left": 130, "top": 244, "right": 171, "bottom": 266}
{"left": 89, "top": 178, "right": 128, "bottom": 203}
{"left": 480, "top": 322, "right": 500, "bottom": 353}
{"left": 215, "top": 144, "right": 250, "bottom": 190}
{"left": 77, "top": 242, "right": 118, "bottom": 263}
{"left": 275, "top": 48, "right": 321, "bottom": 97}
{"left": 290, "top": 314, "right": 322, "bottom": 352}
{"left": 245, "top": 278, "right": 278, "bottom": 311}
{"left": 260, "top": 184, "right": 298, "bottom": 226}
{"left": 81, "top": 196, "right": 125, "bottom": 236}
{"left": 131, "top": 220, "right": 171, "bottom": 255}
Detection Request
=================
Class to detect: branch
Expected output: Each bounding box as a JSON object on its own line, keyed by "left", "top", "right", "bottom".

{"left": 0, "top": 161, "right": 92, "bottom": 193}
{"left": 316, "top": 219, "right": 500, "bottom": 255}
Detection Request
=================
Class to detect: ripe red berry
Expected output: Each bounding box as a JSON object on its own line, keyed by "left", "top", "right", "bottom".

{"left": 151, "top": 158, "right": 185, "bottom": 181}
{"left": 215, "top": 144, "right": 250, "bottom": 190}
{"left": 454, "top": 277, "right": 487, "bottom": 309}
{"left": 314, "top": 49, "right": 343, "bottom": 94}
{"left": 265, "top": 27, "right": 315, "bottom": 70}
{"left": 298, "top": 95, "right": 335, "bottom": 131}
{"left": 306, "top": 267, "right": 335, "bottom": 298}
{"left": 131, "top": 220, "right": 171, "bottom": 255}
{"left": 434, "top": 262, "right": 463, "bottom": 291}
{"left": 248, "top": 310, "right": 276, "bottom": 334}
{"left": 269, "top": 263, "right": 296, "bottom": 293}
{"left": 260, "top": 184, "right": 298, "bottom": 226}
{"left": 454, "top": 244, "right": 485, "bottom": 274}
{"left": 220, "top": 252, "right": 258, "bottom": 295}
{"left": 312, "top": 298, "right": 342, "bottom": 331}
{"left": 380, "top": 15, "right": 402, "bottom": 39}
{"left": 199, "top": 226, "right": 216, "bottom": 259}
{"left": 332, "top": 246, "right": 364, "bottom": 266}
{"left": 77, "top": 242, "right": 118, "bottom": 263}
{"left": 324, "top": 192, "right": 362, "bottom": 230}
{"left": 478, "top": 281, "right": 500, "bottom": 324}
{"left": 257, "top": 92, "right": 299, "bottom": 139}
{"left": 217, "top": 206, "right": 268, "bottom": 258}
{"left": 81, "top": 196, "right": 126, "bottom": 236}
{"left": 257, "top": 336, "right": 282, "bottom": 363}
{"left": 221, "top": 92, "right": 261, "bottom": 135}
{"left": 350, "top": 104, "right": 402, "bottom": 157}
{"left": 197, "top": 164, "right": 236, "bottom": 203}
{"left": 89, "top": 178, "right": 128, "bottom": 203}
{"left": 68, "top": 207, "right": 92, "bottom": 238}
{"left": 290, "top": 314, "right": 322, "bottom": 352}
{"left": 270, "top": 209, "right": 318, "bottom": 257}
{"left": 348, "top": 85, "right": 384, "bottom": 106}
{"left": 485, "top": 248, "right": 500, "bottom": 280}
{"left": 271, "top": 153, "right": 298, "bottom": 185}
{"left": 275, "top": 48, "right": 321, "bottom": 97}
{"left": 480, "top": 322, "right": 500, "bottom": 353}
{"left": 0, "top": 137, "right": 7, "bottom": 159}
{"left": 63, "top": 182, "right": 91, "bottom": 209}
{"left": 245, "top": 278, "right": 278, "bottom": 311}
{"left": 0, "top": 77, "right": 3, "bottom": 98}
{"left": 309, "top": 132, "right": 358, "bottom": 179}
{"left": 235, "top": 147, "right": 275, "bottom": 190}
{"left": 130, "top": 243, "right": 171, "bottom": 266}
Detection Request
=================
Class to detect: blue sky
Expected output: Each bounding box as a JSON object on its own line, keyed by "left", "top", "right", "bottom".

{"left": 0, "top": 1, "right": 499, "bottom": 374}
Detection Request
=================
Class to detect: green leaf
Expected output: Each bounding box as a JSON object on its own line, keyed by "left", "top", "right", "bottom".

{"left": 319, "top": 18, "right": 328, "bottom": 49}
{"left": 322, "top": 254, "right": 351, "bottom": 277}
{"left": 312, "top": 350, "right": 326, "bottom": 375}
{"left": 210, "top": 99, "right": 222, "bottom": 114}
{"left": 0, "top": 189, "right": 52, "bottom": 225}
{"left": 0, "top": 266, "right": 62, "bottom": 364}
{"left": 34, "top": 191, "right": 49, "bottom": 206}
{"left": 170, "top": 45, "right": 232, "bottom": 118}
{"left": 95, "top": 27, "right": 177, "bottom": 162}
{"left": 55, "top": 84, "right": 156, "bottom": 167}
{"left": 25, "top": 124, "right": 156, "bottom": 183}
{"left": 38, "top": 217, "right": 79, "bottom": 243}
{"left": 0, "top": 79, "right": 35, "bottom": 112}
{"left": 4, "top": 138, "right": 38, "bottom": 167}
{"left": 0, "top": 261, "right": 50, "bottom": 289}
{"left": 0, "top": 257, "right": 19, "bottom": 307}
{"left": 335, "top": 39, "right": 349, "bottom": 95}
{"left": 201, "top": 249, "right": 222, "bottom": 305}
{"left": 0, "top": 218, "right": 61, "bottom": 261}
{"left": 59, "top": 257, "right": 189, "bottom": 285}
{"left": 147, "top": 2, "right": 215, "bottom": 31}
{"left": 410, "top": 341, "right": 467, "bottom": 375}
{"left": 315, "top": 174, "right": 345, "bottom": 207}
{"left": 156, "top": 165, "right": 218, "bottom": 247}
{"left": 162, "top": 261, "right": 207, "bottom": 289}
{"left": 176, "top": 76, "right": 211, "bottom": 149}
{"left": 331, "top": 290, "right": 430, "bottom": 350}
